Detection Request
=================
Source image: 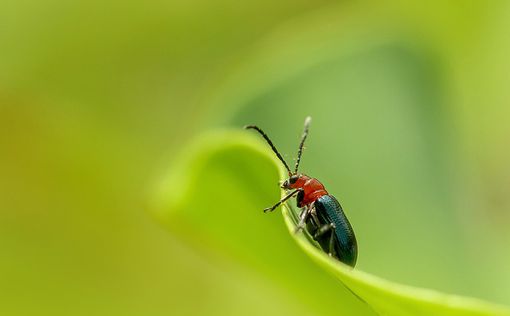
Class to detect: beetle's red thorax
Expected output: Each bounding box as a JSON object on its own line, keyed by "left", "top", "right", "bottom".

{"left": 289, "top": 175, "right": 328, "bottom": 206}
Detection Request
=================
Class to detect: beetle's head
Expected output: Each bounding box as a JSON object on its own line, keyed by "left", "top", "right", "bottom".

{"left": 281, "top": 174, "right": 307, "bottom": 189}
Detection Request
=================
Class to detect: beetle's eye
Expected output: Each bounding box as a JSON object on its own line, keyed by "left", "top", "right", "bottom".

{"left": 289, "top": 175, "right": 298, "bottom": 184}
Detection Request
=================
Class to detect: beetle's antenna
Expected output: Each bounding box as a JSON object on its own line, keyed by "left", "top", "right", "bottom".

{"left": 245, "top": 125, "right": 292, "bottom": 176}
{"left": 294, "top": 116, "right": 311, "bottom": 173}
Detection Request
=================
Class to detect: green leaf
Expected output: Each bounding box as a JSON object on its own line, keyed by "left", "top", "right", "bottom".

{"left": 153, "top": 130, "right": 510, "bottom": 316}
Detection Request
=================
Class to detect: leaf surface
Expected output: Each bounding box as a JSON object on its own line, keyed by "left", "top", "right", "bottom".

{"left": 154, "top": 130, "right": 510, "bottom": 316}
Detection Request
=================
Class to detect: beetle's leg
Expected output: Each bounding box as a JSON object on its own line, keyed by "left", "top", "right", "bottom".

{"left": 298, "top": 206, "right": 307, "bottom": 218}
{"left": 263, "top": 188, "right": 302, "bottom": 213}
{"left": 311, "top": 222, "right": 336, "bottom": 257}
{"left": 310, "top": 204, "right": 320, "bottom": 227}
{"left": 328, "top": 229, "right": 336, "bottom": 256}
{"left": 313, "top": 223, "right": 335, "bottom": 239}
{"left": 295, "top": 205, "right": 311, "bottom": 233}
{"left": 295, "top": 201, "right": 317, "bottom": 233}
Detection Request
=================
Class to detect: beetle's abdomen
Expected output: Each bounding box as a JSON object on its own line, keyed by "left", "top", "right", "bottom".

{"left": 314, "top": 195, "right": 357, "bottom": 267}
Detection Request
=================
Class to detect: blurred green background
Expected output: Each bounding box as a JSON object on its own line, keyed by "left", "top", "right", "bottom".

{"left": 2, "top": 1, "right": 510, "bottom": 315}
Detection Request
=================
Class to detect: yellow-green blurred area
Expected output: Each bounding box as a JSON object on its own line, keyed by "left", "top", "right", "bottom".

{"left": 2, "top": 1, "right": 510, "bottom": 315}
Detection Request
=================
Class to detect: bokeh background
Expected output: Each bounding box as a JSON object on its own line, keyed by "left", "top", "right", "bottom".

{"left": 2, "top": 1, "right": 510, "bottom": 315}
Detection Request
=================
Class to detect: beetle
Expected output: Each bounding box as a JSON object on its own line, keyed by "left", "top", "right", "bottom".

{"left": 245, "top": 117, "right": 357, "bottom": 267}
